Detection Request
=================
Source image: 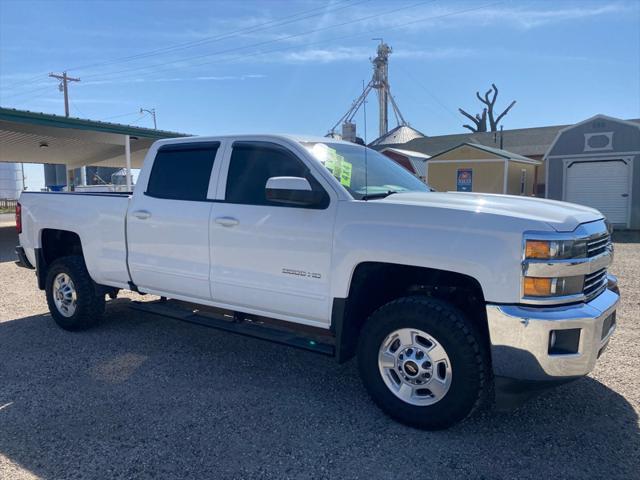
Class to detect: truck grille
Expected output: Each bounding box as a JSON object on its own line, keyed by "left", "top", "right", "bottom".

{"left": 587, "top": 233, "right": 610, "bottom": 257}
{"left": 584, "top": 268, "right": 607, "bottom": 300}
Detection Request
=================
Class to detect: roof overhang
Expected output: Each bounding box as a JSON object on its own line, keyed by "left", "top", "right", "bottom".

{"left": 0, "top": 107, "right": 190, "bottom": 169}
{"left": 380, "top": 147, "right": 431, "bottom": 159}
{"left": 429, "top": 142, "right": 541, "bottom": 165}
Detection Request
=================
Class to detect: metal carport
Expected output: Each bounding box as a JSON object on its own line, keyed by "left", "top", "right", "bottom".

{"left": 0, "top": 107, "right": 188, "bottom": 190}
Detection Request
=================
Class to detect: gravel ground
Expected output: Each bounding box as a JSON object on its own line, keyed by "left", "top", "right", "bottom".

{"left": 0, "top": 224, "right": 638, "bottom": 479}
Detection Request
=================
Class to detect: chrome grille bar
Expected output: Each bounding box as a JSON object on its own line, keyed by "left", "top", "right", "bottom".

{"left": 584, "top": 268, "right": 607, "bottom": 299}
{"left": 587, "top": 234, "right": 610, "bottom": 257}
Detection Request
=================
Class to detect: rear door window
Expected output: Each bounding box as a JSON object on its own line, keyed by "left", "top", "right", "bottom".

{"left": 146, "top": 142, "right": 219, "bottom": 201}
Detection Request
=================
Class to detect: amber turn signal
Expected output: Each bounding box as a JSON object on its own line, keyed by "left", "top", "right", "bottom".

{"left": 523, "top": 277, "right": 552, "bottom": 296}
{"left": 525, "top": 240, "right": 551, "bottom": 259}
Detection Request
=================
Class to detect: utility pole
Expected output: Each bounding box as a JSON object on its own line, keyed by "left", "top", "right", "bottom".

{"left": 49, "top": 72, "right": 80, "bottom": 117}
{"left": 140, "top": 107, "right": 157, "bottom": 129}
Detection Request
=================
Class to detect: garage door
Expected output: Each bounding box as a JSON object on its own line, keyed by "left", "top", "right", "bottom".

{"left": 565, "top": 159, "right": 630, "bottom": 225}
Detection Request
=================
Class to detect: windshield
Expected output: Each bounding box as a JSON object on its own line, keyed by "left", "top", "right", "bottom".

{"left": 301, "top": 141, "right": 431, "bottom": 200}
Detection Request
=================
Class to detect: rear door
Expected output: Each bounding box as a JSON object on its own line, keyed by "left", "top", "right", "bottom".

{"left": 127, "top": 142, "right": 221, "bottom": 300}
{"left": 209, "top": 140, "right": 337, "bottom": 326}
{"left": 565, "top": 159, "right": 631, "bottom": 226}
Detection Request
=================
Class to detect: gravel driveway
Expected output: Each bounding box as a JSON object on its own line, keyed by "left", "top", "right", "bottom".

{"left": 0, "top": 225, "right": 638, "bottom": 479}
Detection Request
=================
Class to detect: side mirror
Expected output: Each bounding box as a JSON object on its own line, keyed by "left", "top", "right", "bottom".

{"left": 265, "top": 176, "right": 323, "bottom": 206}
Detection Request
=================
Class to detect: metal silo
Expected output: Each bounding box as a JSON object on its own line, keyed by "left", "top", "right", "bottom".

{"left": 0, "top": 163, "right": 23, "bottom": 199}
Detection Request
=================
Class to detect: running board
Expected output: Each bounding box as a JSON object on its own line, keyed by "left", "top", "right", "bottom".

{"left": 130, "top": 299, "right": 335, "bottom": 356}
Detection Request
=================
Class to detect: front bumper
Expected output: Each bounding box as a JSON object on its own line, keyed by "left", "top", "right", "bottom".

{"left": 487, "top": 277, "right": 619, "bottom": 384}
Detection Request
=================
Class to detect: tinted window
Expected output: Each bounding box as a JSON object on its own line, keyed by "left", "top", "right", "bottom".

{"left": 226, "top": 142, "right": 328, "bottom": 207}
{"left": 146, "top": 142, "right": 219, "bottom": 201}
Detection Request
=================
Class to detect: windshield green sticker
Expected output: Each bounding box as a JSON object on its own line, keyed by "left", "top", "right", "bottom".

{"left": 322, "top": 147, "right": 352, "bottom": 187}
{"left": 340, "top": 160, "right": 352, "bottom": 187}
{"left": 309, "top": 144, "right": 353, "bottom": 187}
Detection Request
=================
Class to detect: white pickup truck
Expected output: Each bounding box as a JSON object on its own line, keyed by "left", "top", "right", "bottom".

{"left": 16, "top": 134, "right": 619, "bottom": 429}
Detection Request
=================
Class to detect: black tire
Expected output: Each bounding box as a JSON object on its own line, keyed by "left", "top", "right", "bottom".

{"left": 357, "top": 296, "right": 489, "bottom": 430}
{"left": 45, "top": 255, "right": 105, "bottom": 331}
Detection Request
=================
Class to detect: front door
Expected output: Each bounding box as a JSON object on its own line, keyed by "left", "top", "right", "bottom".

{"left": 210, "top": 141, "right": 336, "bottom": 326}
{"left": 127, "top": 142, "right": 220, "bottom": 300}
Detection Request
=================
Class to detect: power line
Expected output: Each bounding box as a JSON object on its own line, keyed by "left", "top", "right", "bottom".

{"left": 2, "top": 0, "right": 502, "bottom": 117}
{"left": 0, "top": 73, "right": 51, "bottom": 93}
{"left": 129, "top": 112, "right": 149, "bottom": 126}
{"left": 1, "top": 84, "right": 51, "bottom": 101}
{"left": 68, "top": 98, "right": 86, "bottom": 118}
{"left": 395, "top": 63, "right": 460, "bottom": 122}
{"left": 79, "top": 1, "right": 499, "bottom": 86}
{"left": 67, "top": 0, "right": 365, "bottom": 74}
{"left": 6, "top": 85, "right": 57, "bottom": 108}
{"left": 0, "top": 0, "right": 364, "bottom": 93}
{"left": 79, "top": 0, "right": 432, "bottom": 82}
{"left": 100, "top": 111, "right": 143, "bottom": 121}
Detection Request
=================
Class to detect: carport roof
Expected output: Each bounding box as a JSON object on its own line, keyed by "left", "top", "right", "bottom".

{"left": 0, "top": 107, "right": 190, "bottom": 169}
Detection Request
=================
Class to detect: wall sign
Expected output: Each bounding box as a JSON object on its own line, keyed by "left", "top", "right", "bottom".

{"left": 456, "top": 168, "right": 473, "bottom": 192}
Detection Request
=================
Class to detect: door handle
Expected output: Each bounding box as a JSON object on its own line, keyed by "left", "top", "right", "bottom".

{"left": 622, "top": 194, "right": 629, "bottom": 197}
{"left": 132, "top": 210, "right": 152, "bottom": 220}
{"left": 215, "top": 216, "right": 239, "bottom": 227}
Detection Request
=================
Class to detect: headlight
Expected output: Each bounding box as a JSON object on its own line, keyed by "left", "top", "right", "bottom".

{"left": 523, "top": 275, "right": 584, "bottom": 297}
{"left": 525, "top": 239, "right": 587, "bottom": 260}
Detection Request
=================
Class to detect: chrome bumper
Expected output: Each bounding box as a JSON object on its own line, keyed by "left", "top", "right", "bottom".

{"left": 487, "top": 277, "right": 619, "bottom": 382}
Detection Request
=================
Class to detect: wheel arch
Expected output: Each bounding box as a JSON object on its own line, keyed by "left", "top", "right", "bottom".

{"left": 333, "top": 261, "right": 488, "bottom": 363}
{"left": 36, "top": 229, "right": 84, "bottom": 289}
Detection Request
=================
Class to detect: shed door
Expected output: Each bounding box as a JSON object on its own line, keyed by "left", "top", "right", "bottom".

{"left": 565, "top": 159, "right": 630, "bottom": 225}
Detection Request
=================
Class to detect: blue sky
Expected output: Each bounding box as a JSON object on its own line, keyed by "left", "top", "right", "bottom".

{"left": 1, "top": 0, "right": 639, "bottom": 189}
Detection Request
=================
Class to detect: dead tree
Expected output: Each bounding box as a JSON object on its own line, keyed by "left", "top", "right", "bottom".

{"left": 459, "top": 107, "right": 487, "bottom": 133}
{"left": 459, "top": 84, "right": 516, "bottom": 132}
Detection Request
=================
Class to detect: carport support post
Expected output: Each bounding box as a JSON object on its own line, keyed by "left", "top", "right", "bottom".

{"left": 125, "top": 134, "right": 132, "bottom": 191}
{"left": 503, "top": 159, "right": 509, "bottom": 194}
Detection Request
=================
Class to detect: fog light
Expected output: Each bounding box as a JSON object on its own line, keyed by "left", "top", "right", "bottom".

{"left": 548, "top": 329, "right": 581, "bottom": 355}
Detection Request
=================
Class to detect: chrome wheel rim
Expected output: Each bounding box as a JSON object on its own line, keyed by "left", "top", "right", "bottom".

{"left": 53, "top": 273, "right": 77, "bottom": 318}
{"left": 378, "top": 328, "right": 452, "bottom": 406}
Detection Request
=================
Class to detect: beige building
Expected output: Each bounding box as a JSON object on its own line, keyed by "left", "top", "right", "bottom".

{"left": 426, "top": 143, "right": 541, "bottom": 195}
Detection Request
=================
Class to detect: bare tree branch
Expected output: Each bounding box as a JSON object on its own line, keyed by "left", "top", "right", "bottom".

{"left": 459, "top": 108, "right": 480, "bottom": 125}
{"left": 490, "top": 83, "right": 499, "bottom": 105}
{"left": 495, "top": 100, "right": 517, "bottom": 126}
{"left": 462, "top": 124, "right": 477, "bottom": 132}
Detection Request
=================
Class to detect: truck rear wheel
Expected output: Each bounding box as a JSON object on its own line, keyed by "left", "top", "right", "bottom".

{"left": 45, "top": 255, "right": 105, "bottom": 331}
{"left": 357, "top": 296, "right": 488, "bottom": 430}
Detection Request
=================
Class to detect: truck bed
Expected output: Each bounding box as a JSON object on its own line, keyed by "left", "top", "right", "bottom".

{"left": 18, "top": 191, "right": 132, "bottom": 289}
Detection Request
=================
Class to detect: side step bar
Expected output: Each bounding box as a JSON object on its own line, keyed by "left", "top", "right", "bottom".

{"left": 130, "top": 299, "right": 335, "bottom": 356}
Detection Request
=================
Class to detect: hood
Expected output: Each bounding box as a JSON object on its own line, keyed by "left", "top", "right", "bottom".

{"left": 377, "top": 191, "right": 603, "bottom": 232}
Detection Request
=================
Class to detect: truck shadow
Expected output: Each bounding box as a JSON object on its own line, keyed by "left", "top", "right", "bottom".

{"left": 0, "top": 299, "right": 638, "bottom": 479}
{"left": 0, "top": 226, "right": 18, "bottom": 263}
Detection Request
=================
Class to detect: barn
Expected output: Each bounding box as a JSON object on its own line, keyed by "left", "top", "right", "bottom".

{"left": 545, "top": 114, "right": 640, "bottom": 229}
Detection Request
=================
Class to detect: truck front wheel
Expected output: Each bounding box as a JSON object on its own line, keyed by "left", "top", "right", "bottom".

{"left": 357, "top": 296, "right": 489, "bottom": 430}
{"left": 45, "top": 255, "right": 105, "bottom": 331}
